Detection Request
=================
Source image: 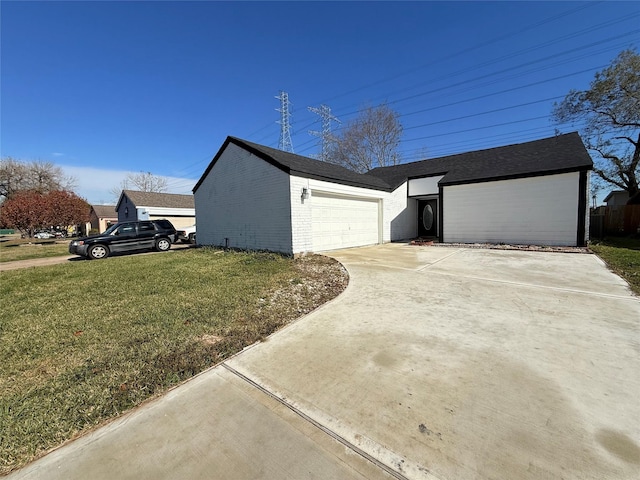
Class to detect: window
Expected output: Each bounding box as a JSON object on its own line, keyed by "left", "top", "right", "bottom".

{"left": 422, "top": 205, "right": 434, "bottom": 230}
{"left": 116, "top": 224, "right": 135, "bottom": 235}
{"left": 139, "top": 222, "right": 155, "bottom": 232}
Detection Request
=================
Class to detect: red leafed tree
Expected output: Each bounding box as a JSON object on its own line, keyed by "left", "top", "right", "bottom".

{"left": 0, "top": 190, "right": 49, "bottom": 237}
{"left": 44, "top": 191, "right": 90, "bottom": 229}
{"left": 0, "top": 190, "right": 90, "bottom": 237}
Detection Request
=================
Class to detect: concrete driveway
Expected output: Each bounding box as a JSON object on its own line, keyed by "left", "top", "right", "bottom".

{"left": 8, "top": 244, "right": 640, "bottom": 479}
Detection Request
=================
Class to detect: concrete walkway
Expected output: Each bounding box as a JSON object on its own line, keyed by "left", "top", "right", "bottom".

{"left": 8, "top": 244, "right": 640, "bottom": 479}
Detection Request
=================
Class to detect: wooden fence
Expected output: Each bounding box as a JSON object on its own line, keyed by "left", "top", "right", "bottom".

{"left": 590, "top": 205, "right": 640, "bottom": 239}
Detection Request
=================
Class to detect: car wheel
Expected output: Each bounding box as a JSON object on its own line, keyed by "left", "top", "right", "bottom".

{"left": 156, "top": 238, "right": 171, "bottom": 252}
{"left": 88, "top": 244, "right": 109, "bottom": 260}
{"left": 188, "top": 233, "right": 196, "bottom": 244}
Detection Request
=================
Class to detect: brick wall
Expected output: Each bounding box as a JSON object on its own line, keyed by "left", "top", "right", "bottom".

{"left": 194, "top": 143, "right": 293, "bottom": 254}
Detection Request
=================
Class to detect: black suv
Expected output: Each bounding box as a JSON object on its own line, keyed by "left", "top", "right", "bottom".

{"left": 69, "top": 219, "right": 177, "bottom": 260}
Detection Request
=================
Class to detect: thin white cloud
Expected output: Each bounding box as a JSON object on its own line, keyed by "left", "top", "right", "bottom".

{"left": 52, "top": 152, "right": 65, "bottom": 157}
{"left": 61, "top": 165, "right": 197, "bottom": 205}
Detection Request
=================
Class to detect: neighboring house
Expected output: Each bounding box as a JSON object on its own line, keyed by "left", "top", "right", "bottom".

{"left": 603, "top": 190, "right": 630, "bottom": 206}
{"left": 89, "top": 204, "right": 117, "bottom": 233}
{"left": 193, "top": 132, "right": 592, "bottom": 255}
{"left": 116, "top": 190, "right": 195, "bottom": 228}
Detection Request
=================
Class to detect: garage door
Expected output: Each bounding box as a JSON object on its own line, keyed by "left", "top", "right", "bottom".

{"left": 311, "top": 192, "right": 379, "bottom": 251}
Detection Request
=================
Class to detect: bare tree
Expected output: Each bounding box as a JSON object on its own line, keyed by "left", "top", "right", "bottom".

{"left": 553, "top": 49, "right": 640, "bottom": 196}
{"left": 0, "top": 157, "right": 76, "bottom": 201}
{"left": 110, "top": 171, "right": 169, "bottom": 202}
{"left": 325, "top": 104, "right": 403, "bottom": 173}
{"left": 126, "top": 171, "right": 169, "bottom": 192}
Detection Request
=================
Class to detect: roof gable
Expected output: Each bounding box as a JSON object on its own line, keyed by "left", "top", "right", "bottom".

{"left": 193, "top": 137, "right": 392, "bottom": 193}
{"left": 367, "top": 132, "right": 593, "bottom": 189}
{"left": 90, "top": 204, "right": 117, "bottom": 217}
{"left": 116, "top": 190, "right": 194, "bottom": 210}
{"left": 603, "top": 190, "right": 628, "bottom": 202}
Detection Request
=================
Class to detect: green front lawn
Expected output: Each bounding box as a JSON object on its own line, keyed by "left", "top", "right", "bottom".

{"left": 0, "top": 238, "right": 71, "bottom": 262}
{"left": 590, "top": 236, "right": 640, "bottom": 296}
{"left": 0, "top": 248, "right": 347, "bottom": 473}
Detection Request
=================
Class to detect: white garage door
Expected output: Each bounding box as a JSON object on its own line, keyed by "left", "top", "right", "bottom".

{"left": 311, "top": 192, "right": 380, "bottom": 251}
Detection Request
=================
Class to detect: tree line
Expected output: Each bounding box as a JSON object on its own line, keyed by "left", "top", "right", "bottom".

{"left": 0, "top": 159, "right": 89, "bottom": 237}
{"left": 0, "top": 161, "right": 173, "bottom": 238}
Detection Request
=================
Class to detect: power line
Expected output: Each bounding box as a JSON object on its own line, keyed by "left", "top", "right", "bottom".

{"left": 246, "top": 5, "right": 624, "bottom": 147}
{"left": 402, "top": 95, "right": 566, "bottom": 130}
{"left": 248, "top": 14, "right": 638, "bottom": 156}
{"left": 209, "top": 7, "right": 638, "bottom": 169}
{"left": 292, "top": 62, "right": 607, "bottom": 154}
{"left": 351, "top": 15, "right": 640, "bottom": 112}
{"left": 329, "top": 30, "right": 638, "bottom": 122}
{"left": 287, "top": 33, "right": 636, "bottom": 152}
{"left": 297, "top": 1, "right": 604, "bottom": 109}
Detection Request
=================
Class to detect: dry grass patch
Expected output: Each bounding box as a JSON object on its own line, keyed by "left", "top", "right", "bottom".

{"left": 0, "top": 248, "right": 348, "bottom": 473}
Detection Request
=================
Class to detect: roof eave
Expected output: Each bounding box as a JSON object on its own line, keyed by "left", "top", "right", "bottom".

{"left": 289, "top": 169, "right": 392, "bottom": 192}
{"left": 439, "top": 165, "right": 593, "bottom": 187}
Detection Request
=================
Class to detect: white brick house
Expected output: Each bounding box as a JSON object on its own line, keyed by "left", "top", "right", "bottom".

{"left": 193, "top": 133, "right": 592, "bottom": 255}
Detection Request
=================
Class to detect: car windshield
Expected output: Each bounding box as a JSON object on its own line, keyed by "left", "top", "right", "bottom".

{"left": 103, "top": 224, "right": 119, "bottom": 235}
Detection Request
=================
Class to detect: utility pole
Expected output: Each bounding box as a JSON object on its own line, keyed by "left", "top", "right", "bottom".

{"left": 276, "top": 91, "right": 294, "bottom": 153}
{"left": 308, "top": 104, "right": 340, "bottom": 161}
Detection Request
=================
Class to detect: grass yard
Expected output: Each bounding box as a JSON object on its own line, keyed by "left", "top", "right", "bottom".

{"left": 0, "top": 237, "right": 70, "bottom": 262}
{"left": 590, "top": 236, "right": 640, "bottom": 296}
{"left": 0, "top": 247, "right": 348, "bottom": 473}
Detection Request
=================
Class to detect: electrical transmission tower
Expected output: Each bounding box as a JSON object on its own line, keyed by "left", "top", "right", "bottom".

{"left": 308, "top": 104, "right": 340, "bottom": 161}
{"left": 276, "top": 91, "right": 294, "bottom": 153}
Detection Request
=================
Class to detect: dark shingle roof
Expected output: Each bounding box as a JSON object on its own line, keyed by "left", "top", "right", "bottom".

{"left": 367, "top": 132, "right": 592, "bottom": 189}
{"left": 91, "top": 204, "right": 117, "bottom": 217}
{"left": 194, "top": 132, "right": 592, "bottom": 194}
{"left": 193, "top": 137, "right": 392, "bottom": 193}
{"left": 121, "top": 190, "right": 194, "bottom": 209}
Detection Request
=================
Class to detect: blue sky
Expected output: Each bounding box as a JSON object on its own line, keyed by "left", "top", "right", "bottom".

{"left": 2, "top": 1, "right": 639, "bottom": 205}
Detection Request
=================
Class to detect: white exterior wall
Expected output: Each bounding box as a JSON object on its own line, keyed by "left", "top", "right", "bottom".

{"left": 290, "top": 178, "right": 417, "bottom": 249}
{"left": 408, "top": 175, "right": 444, "bottom": 196}
{"left": 149, "top": 216, "right": 194, "bottom": 229}
{"left": 194, "top": 143, "right": 294, "bottom": 254}
{"left": 384, "top": 182, "right": 417, "bottom": 241}
{"left": 442, "top": 172, "right": 580, "bottom": 246}
{"left": 289, "top": 176, "right": 313, "bottom": 254}
{"left": 117, "top": 204, "right": 194, "bottom": 225}
{"left": 290, "top": 177, "right": 387, "bottom": 254}
{"left": 139, "top": 207, "right": 196, "bottom": 217}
